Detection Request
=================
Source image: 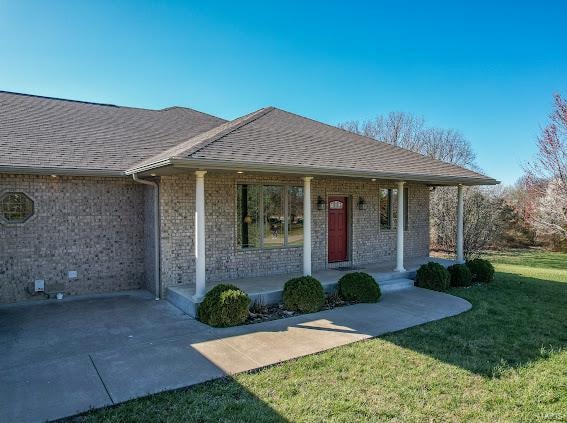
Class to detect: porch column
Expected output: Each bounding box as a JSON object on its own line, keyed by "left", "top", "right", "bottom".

{"left": 194, "top": 170, "right": 207, "bottom": 301}
{"left": 395, "top": 181, "right": 406, "bottom": 272}
{"left": 456, "top": 184, "right": 464, "bottom": 263}
{"left": 303, "top": 176, "right": 313, "bottom": 276}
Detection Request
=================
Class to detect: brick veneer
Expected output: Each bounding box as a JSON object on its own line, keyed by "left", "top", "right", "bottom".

{"left": 0, "top": 174, "right": 147, "bottom": 303}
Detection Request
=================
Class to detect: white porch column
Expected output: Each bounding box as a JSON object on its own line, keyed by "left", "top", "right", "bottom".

{"left": 303, "top": 176, "right": 313, "bottom": 276}
{"left": 395, "top": 181, "right": 406, "bottom": 272}
{"left": 456, "top": 184, "right": 464, "bottom": 263}
{"left": 193, "top": 170, "right": 207, "bottom": 301}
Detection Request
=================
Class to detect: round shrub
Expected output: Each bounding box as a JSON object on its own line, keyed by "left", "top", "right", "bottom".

{"left": 197, "top": 284, "right": 250, "bottom": 327}
{"left": 447, "top": 263, "right": 473, "bottom": 287}
{"left": 283, "top": 276, "right": 325, "bottom": 313}
{"left": 338, "top": 272, "right": 381, "bottom": 303}
{"left": 466, "top": 258, "right": 495, "bottom": 283}
{"left": 415, "top": 262, "right": 450, "bottom": 292}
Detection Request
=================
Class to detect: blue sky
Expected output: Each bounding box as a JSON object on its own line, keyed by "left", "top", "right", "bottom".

{"left": 1, "top": 1, "right": 566, "bottom": 185}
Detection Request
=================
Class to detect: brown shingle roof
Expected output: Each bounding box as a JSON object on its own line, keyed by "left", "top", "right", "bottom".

{"left": 1, "top": 91, "right": 497, "bottom": 184}
{"left": 129, "top": 107, "right": 497, "bottom": 185}
{"left": 0, "top": 91, "right": 226, "bottom": 174}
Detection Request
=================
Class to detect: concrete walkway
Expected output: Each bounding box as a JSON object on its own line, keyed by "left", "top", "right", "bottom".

{"left": 0, "top": 288, "right": 471, "bottom": 422}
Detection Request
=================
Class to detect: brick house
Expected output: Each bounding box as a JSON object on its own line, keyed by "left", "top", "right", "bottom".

{"left": 0, "top": 91, "right": 497, "bottom": 313}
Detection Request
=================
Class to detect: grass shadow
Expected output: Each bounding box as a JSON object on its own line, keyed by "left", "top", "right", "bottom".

{"left": 382, "top": 271, "right": 567, "bottom": 377}
{"left": 67, "top": 376, "right": 289, "bottom": 423}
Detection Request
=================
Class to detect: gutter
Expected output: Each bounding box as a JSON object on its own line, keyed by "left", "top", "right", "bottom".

{"left": 132, "top": 174, "right": 161, "bottom": 300}
{"left": 127, "top": 157, "right": 499, "bottom": 186}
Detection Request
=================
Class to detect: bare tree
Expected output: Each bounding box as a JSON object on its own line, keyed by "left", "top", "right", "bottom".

{"left": 339, "top": 112, "right": 500, "bottom": 256}
{"left": 431, "top": 186, "right": 505, "bottom": 259}
{"left": 339, "top": 112, "right": 426, "bottom": 152}
{"left": 339, "top": 113, "right": 476, "bottom": 168}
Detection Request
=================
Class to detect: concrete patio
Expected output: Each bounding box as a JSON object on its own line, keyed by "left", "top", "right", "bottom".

{"left": 167, "top": 256, "right": 455, "bottom": 316}
{"left": 0, "top": 285, "right": 470, "bottom": 422}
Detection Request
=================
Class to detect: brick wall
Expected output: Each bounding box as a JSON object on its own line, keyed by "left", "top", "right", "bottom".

{"left": 0, "top": 174, "right": 146, "bottom": 303}
{"left": 0, "top": 171, "right": 431, "bottom": 303}
{"left": 159, "top": 172, "right": 430, "bottom": 294}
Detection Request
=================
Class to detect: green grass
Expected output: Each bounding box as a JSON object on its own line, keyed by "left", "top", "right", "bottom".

{"left": 76, "top": 250, "right": 567, "bottom": 422}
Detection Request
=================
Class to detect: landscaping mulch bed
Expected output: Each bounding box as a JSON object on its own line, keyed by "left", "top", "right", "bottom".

{"left": 245, "top": 292, "right": 357, "bottom": 324}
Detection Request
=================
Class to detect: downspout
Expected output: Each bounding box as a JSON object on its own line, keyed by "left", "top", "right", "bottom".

{"left": 132, "top": 173, "right": 161, "bottom": 300}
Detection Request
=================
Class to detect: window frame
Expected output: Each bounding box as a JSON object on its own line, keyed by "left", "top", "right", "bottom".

{"left": 236, "top": 183, "right": 304, "bottom": 250}
{"left": 0, "top": 191, "right": 35, "bottom": 225}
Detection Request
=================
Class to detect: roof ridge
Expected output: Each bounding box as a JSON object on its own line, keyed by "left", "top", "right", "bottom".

{"left": 271, "top": 107, "right": 490, "bottom": 180}
{"left": 159, "top": 105, "right": 227, "bottom": 123}
{"left": 126, "top": 107, "right": 274, "bottom": 172}
{"left": 0, "top": 90, "right": 225, "bottom": 121}
{"left": 0, "top": 90, "right": 120, "bottom": 108}
{"left": 184, "top": 107, "right": 274, "bottom": 157}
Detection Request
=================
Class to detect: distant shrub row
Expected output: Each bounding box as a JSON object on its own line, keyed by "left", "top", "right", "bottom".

{"left": 415, "top": 259, "right": 494, "bottom": 292}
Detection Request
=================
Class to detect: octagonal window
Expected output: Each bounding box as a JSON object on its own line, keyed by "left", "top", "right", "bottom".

{"left": 0, "top": 192, "right": 34, "bottom": 223}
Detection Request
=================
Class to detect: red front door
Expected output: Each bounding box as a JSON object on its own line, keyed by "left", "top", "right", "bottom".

{"left": 328, "top": 196, "right": 348, "bottom": 263}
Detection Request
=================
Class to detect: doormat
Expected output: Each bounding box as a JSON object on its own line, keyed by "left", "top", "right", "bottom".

{"left": 335, "top": 266, "right": 358, "bottom": 271}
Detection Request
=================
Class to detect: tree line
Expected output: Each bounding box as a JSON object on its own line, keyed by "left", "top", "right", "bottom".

{"left": 338, "top": 94, "right": 567, "bottom": 256}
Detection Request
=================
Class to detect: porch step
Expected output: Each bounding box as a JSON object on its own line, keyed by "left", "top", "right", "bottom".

{"left": 378, "top": 278, "right": 415, "bottom": 293}
{"left": 372, "top": 269, "right": 417, "bottom": 282}
{"left": 167, "top": 285, "right": 198, "bottom": 317}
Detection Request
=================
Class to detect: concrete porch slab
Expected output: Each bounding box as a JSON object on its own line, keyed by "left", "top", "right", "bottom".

{"left": 167, "top": 256, "right": 455, "bottom": 317}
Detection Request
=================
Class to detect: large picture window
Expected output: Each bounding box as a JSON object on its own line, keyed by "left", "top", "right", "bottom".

{"left": 237, "top": 184, "right": 303, "bottom": 249}
{"left": 379, "top": 187, "right": 408, "bottom": 230}
{"left": 236, "top": 184, "right": 303, "bottom": 248}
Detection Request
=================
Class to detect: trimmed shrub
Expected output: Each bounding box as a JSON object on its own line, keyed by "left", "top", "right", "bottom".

{"left": 447, "top": 263, "right": 473, "bottom": 287}
{"left": 338, "top": 272, "right": 381, "bottom": 302}
{"left": 466, "top": 258, "right": 495, "bottom": 283}
{"left": 415, "top": 262, "right": 450, "bottom": 292}
{"left": 197, "top": 284, "right": 250, "bottom": 327}
{"left": 283, "top": 276, "right": 325, "bottom": 313}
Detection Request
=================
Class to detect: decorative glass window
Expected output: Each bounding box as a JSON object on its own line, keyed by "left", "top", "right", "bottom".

{"left": 237, "top": 184, "right": 304, "bottom": 249}
{"left": 329, "top": 200, "right": 344, "bottom": 209}
{"left": 0, "top": 192, "right": 34, "bottom": 223}
{"left": 379, "top": 187, "right": 408, "bottom": 230}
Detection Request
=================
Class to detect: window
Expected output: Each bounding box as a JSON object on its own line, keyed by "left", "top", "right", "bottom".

{"left": 379, "top": 189, "right": 392, "bottom": 229}
{"left": 379, "top": 187, "right": 408, "bottom": 230}
{"left": 263, "top": 185, "right": 284, "bottom": 248}
{"left": 237, "top": 184, "right": 304, "bottom": 248}
{"left": 287, "top": 186, "right": 304, "bottom": 246}
{"left": 237, "top": 185, "right": 260, "bottom": 248}
{"left": 0, "top": 192, "right": 34, "bottom": 223}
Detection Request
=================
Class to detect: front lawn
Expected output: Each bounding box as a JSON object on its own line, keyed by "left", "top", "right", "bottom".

{"left": 75, "top": 250, "right": 567, "bottom": 422}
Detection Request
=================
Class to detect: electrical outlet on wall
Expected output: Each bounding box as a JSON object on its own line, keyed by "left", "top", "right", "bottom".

{"left": 68, "top": 271, "right": 77, "bottom": 280}
{"left": 34, "top": 279, "right": 45, "bottom": 292}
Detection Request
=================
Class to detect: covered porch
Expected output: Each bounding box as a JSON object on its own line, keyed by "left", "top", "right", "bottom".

{"left": 167, "top": 255, "right": 455, "bottom": 317}
{"left": 188, "top": 172, "right": 465, "bottom": 299}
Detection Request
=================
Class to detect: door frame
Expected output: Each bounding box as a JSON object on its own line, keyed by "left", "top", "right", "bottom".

{"left": 326, "top": 194, "right": 352, "bottom": 266}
